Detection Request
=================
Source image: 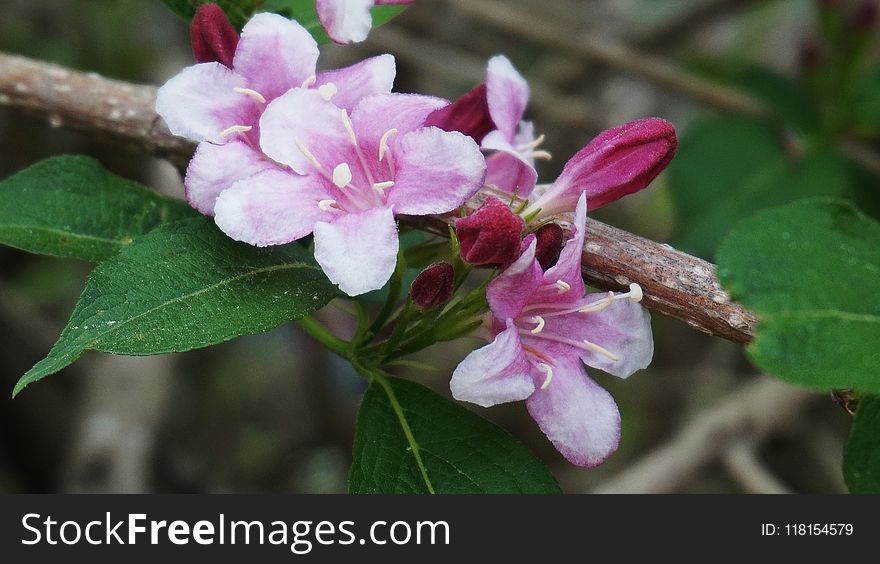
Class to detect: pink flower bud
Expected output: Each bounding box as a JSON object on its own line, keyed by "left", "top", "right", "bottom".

{"left": 410, "top": 262, "right": 455, "bottom": 309}
{"left": 190, "top": 3, "right": 239, "bottom": 68}
{"left": 534, "top": 223, "right": 564, "bottom": 270}
{"left": 455, "top": 197, "right": 525, "bottom": 266}
{"left": 424, "top": 84, "right": 495, "bottom": 144}
{"left": 527, "top": 118, "right": 677, "bottom": 217}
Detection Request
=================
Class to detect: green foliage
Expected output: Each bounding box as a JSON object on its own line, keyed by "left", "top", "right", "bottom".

{"left": 849, "top": 67, "right": 880, "bottom": 136}
{"left": 844, "top": 396, "right": 880, "bottom": 493}
{"left": 717, "top": 198, "right": 880, "bottom": 392}
{"left": 14, "top": 217, "right": 338, "bottom": 396}
{"left": 349, "top": 376, "right": 561, "bottom": 493}
{"left": 667, "top": 116, "right": 850, "bottom": 258}
{"left": 732, "top": 66, "right": 820, "bottom": 133}
{"left": 161, "top": 0, "right": 407, "bottom": 41}
{"left": 0, "top": 156, "right": 195, "bottom": 262}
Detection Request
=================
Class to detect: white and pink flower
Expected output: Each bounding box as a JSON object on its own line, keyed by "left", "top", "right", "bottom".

{"left": 450, "top": 193, "right": 653, "bottom": 466}
{"left": 316, "top": 0, "right": 415, "bottom": 44}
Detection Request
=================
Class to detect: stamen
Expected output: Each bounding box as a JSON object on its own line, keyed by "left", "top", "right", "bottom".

{"left": 318, "top": 82, "right": 338, "bottom": 101}
{"left": 318, "top": 199, "right": 340, "bottom": 212}
{"left": 530, "top": 150, "right": 553, "bottom": 161}
{"left": 379, "top": 128, "right": 398, "bottom": 161}
{"left": 537, "top": 363, "right": 554, "bottom": 389}
{"left": 582, "top": 339, "right": 621, "bottom": 362}
{"left": 627, "top": 283, "right": 644, "bottom": 303}
{"left": 294, "top": 138, "right": 323, "bottom": 169}
{"left": 332, "top": 163, "right": 353, "bottom": 189}
{"left": 373, "top": 181, "right": 395, "bottom": 192}
{"left": 219, "top": 124, "right": 253, "bottom": 138}
{"left": 232, "top": 87, "right": 266, "bottom": 104}
{"left": 530, "top": 316, "right": 545, "bottom": 334}
{"left": 301, "top": 75, "right": 317, "bottom": 88}
{"left": 339, "top": 109, "right": 358, "bottom": 144}
{"left": 579, "top": 291, "right": 615, "bottom": 313}
{"left": 556, "top": 280, "right": 571, "bottom": 294}
{"left": 516, "top": 134, "right": 546, "bottom": 151}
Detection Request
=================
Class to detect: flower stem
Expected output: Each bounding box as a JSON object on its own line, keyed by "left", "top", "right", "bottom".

{"left": 297, "top": 316, "right": 350, "bottom": 359}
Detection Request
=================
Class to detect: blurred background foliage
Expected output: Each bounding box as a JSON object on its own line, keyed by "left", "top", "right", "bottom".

{"left": 1, "top": 0, "right": 877, "bottom": 493}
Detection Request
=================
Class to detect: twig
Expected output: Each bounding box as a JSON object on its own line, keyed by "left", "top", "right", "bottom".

{"left": 0, "top": 51, "right": 759, "bottom": 343}
{"left": 441, "top": 0, "right": 770, "bottom": 117}
{"left": 722, "top": 441, "right": 793, "bottom": 494}
{"left": 592, "top": 377, "right": 815, "bottom": 493}
{"left": 0, "top": 53, "right": 194, "bottom": 168}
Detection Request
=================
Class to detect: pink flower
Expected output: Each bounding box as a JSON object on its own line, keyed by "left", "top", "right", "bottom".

{"left": 155, "top": 12, "right": 396, "bottom": 215}
{"left": 450, "top": 193, "right": 653, "bottom": 467}
{"left": 212, "top": 89, "right": 485, "bottom": 296}
{"left": 524, "top": 118, "right": 677, "bottom": 218}
{"left": 317, "top": 0, "right": 415, "bottom": 44}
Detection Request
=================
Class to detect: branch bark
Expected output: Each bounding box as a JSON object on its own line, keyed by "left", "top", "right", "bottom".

{"left": 0, "top": 51, "right": 758, "bottom": 343}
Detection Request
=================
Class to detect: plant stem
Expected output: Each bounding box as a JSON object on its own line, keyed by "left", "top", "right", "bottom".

{"left": 297, "top": 316, "right": 350, "bottom": 359}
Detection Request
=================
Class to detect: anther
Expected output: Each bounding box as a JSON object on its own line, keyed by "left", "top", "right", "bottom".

{"left": 332, "top": 163, "right": 353, "bottom": 189}
{"left": 301, "top": 75, "right": 317, "bottom": 88}
{"left": 232, "top": 87, "right": 266, "bottom": 104}
{"left": 379, "top": 128, "right": 398, "bottom": 161}
{"left": 219, "top": 124, "right": 252, "bottom": 138}
{"left": 555, "top": 280, "right": 571, "bottom": 294}
{"left": 516, "top": 134, "right": 546, "bottom": 151}
{"left": 294, "top": 138, "right": 323, "bottom": 169}
{"left": 582, "top": 339, "right": 621, "bottom": 362}
{"left": 627, "top": 283, "right": 644, "bottom": 303}
{"left": 530, "top": 316, "right": 545, "bottom": 334}
{"left": 318, "top": 199, "right": 340, "bottom": 212}
{"left": 373, "top": 181, "right": 395, "bottom": 192}
{"left": 318, "top": 83, "right": 338, "bottom": 101}
{"left": 531, "top": 150, "right": 553, "bottom": 161}
{"left": 537, "top": 363, "right": 554, "bottom": 389}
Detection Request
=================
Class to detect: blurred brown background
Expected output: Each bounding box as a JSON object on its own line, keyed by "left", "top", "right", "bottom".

{"left": 0, "top": 0, "right": 860, "bottom": 493}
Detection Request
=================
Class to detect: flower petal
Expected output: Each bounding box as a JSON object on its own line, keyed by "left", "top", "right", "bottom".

{"left": 351, "top": 93, "right": 449, "bottom": 145}
{"left": 316, "top": 0, "right": 375, "bottom": 44}
{"left": 487, "top": 236, "right": 544, "bottom": 320}
{"left": 155, "top": 62, "right": 253, "bottom": 143}
{"left": 315, "top": 54, "right": 396, "bottom": 112}
{"left": 213, "top": 169, "right": 332, "bottom": 246}
{"left": 526, "top": 355, "right": 620, "bottom": 467}
{"left": 486, "top": 55, "right": 530, "bottom": 141}
{"left": 540, "top": 192, "right": 587, "bottom": 298}
{"left": 484, "top": 149, "right": 538, "bottom": 197}
{"left": 313, "top": 205, "right": 399, "bottom": 296}
{"left": 232, "top": 13, "right": 319, "bottom": 101}
{"left": 387, "top": 127, "right": 486, "bottom": 215}
{"left": 259, "top": 88, "right": 355, "bottom": 174}
{"left": 184, "top": 140, "right": 276, "bottom": 216}
{"left": 560, "top": 297, "right": 653, "bottom": 379}
{"left": 424, "top": 83, "right": 494, "bottom": 143}
{"left": 450, "top": 321, "right": 535, "bottom": 408}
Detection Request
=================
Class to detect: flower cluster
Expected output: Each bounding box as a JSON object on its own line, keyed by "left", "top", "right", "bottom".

{"left": 156, "top": 5, "right": 677, "bottom": 466}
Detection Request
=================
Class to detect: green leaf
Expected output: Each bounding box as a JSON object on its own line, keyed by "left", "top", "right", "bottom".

{"left": 849, "top": 66, "right": 880, "bottom": 136}
{"left": 732, "top": 67, "right": 820, "bottom": 133}
{"left": 349, "top": 376, "right": 561, "bottom": 493}
{"left": 0, "top": 156, "right": 196, "bottom": 262}
{"left": 667, "top": 116, "right": 850, "bottom": 258}
{"left": 717, "top": 198, "right": 880, "bottom": 392}
{"left": 844, "top": 396, "right": 880, "bottom": 493}
{"left": 14, "top": 217, "right": 337, "bottom": 396}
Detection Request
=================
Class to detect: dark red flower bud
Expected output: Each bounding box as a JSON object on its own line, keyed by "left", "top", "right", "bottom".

{"left": 455, "top": 197, "right": 524, "bottom": 266}
{"left": 424, "top": 84, "right": 495, "bottom": 144}
{"left": 533, "top": 223, "right": 565, "bottom": 270}
{"left": 798, "top": 40, "right": 823, "bottom": 73}
{"left": 190, "top": 3, "right": 239, "bottom": 68}
{"left": 410, "top": 262, "right": 455, "bottom": 309}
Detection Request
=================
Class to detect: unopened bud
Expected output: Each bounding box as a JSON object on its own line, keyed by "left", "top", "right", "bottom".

{"left": 851, "top": 0, "right": 878, "bottom": 31}
{"left": 424, "top": 84, "right": 495, "bottom": 144}
{"left": 410, "top": 262, "right": 455, "bottom": 309}
{"left": 534, "top": 223, "right": 565, "bottom": 270}
{"left": 190, "top": 3, "right": 239, "bottom": 68}
{"left": 455, "top": 197, "right": 525, "bottom": 266}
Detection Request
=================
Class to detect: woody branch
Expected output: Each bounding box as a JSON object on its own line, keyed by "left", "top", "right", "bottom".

{"left": 0, "top": 52, "right": 757, "bottom": 343}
